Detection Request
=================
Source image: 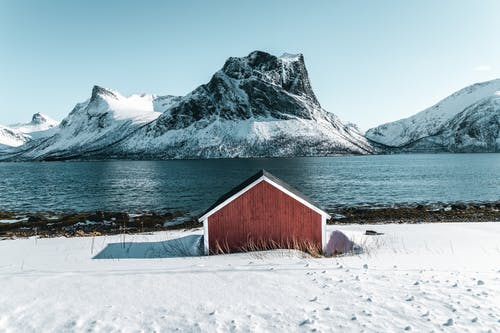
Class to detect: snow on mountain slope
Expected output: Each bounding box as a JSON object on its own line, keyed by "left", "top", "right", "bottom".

{"left": 10, "top": 112, "right": 59, "bottom": 133}
{"left": 6, "top": 51, "right": 374, "bottom": 160}
{"left": 110, "top": 51, "right": 375, "bottom": 158}
{"left": 0, "top": 125, "right": 30, "bottom": 148}
{"left": 8, "top": 86, "right": 177, "bottom": 160}
{"left": 0, "top": 113, "right": 59, "bottom": 149}
{"left": 366, "top": 79, "right": 500, "bottom": 150}
{"left": 445, "top": 94, "right": 500, "bottom": 150}
{"left": 403, "top": 93, "right": 500, "bottom": 152}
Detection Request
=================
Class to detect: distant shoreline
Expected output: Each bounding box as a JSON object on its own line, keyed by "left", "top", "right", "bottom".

{"left": 0, "top": 201, "right": 498, "bottom": 239}
{"left": 330, "top": 202, "right": 500, "bottom": 224}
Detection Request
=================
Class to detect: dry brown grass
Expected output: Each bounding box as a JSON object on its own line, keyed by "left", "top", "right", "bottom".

{"left": 211, "top": 237, "right": 323, "bottom": 258}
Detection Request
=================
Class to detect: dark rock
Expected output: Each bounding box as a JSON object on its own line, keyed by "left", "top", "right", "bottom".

{"left": 325, "top": 230, "right": 354, "bottom": 256}
{"left": 365, "top": 230, "right": 383, "bottom": 235}
{"left": 451, "top": 203, "right": 467, "bottom": 211}
{"left": 27, "top": 215, "right": 45, "bottom": 223}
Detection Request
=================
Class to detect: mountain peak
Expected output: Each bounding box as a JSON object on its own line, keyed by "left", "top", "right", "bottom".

{"left": 279, "top": 52, "right": 303, "bottom": 61}
{"left": 30, "top": 112, "right": 53, "bottom": 125}
{"left": 220, "top": 51, "right": 319, "bottom": 106}
{"left": 2, "top": 51, "right": 375, "bottom": 159}
{"left": 91, "top": 85, "right": 118, "bottom": 101}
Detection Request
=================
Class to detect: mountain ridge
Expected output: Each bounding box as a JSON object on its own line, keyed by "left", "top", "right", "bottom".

{"left": 3, "top": 52, "right": 498, "bottom": 159}
{"left": 2, "top": 51, "right": 375, "bottom": 160}
{"left": 366, "top": 78, "right": 500, "bottom": 152}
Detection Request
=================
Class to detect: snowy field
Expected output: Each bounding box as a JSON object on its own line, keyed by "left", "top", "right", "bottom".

{"left": 0, "top": 223, "right": 499, "bottom": 332}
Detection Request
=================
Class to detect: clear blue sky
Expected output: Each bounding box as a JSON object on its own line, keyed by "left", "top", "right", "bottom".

{"left": 1, "top": 0, "right": 499, "bottom": 129}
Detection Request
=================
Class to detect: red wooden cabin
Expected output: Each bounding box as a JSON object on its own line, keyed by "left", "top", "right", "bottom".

{"left": 199, "top": 170, "right": 330, "bottom": 254}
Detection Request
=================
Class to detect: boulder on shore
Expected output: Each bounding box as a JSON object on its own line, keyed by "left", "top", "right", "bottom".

{"left": 325, "top": 230, "right": 354, "bottom": 256}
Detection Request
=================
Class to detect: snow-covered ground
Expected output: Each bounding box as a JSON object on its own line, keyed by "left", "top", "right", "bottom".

{"left": 0, "top": 223, "right": 498, "bottom": 332}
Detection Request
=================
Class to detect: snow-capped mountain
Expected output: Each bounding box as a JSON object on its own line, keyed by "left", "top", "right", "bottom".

{"left": 109, "top": 51, "right": 374, "bottom": 158}
{"left": 10, "top": 112, "right": 59, "bottom": 134}
{"left": 7, "top": 86, "right": 180, "bottom": 160}
{"left": 366, "top": 79, "right": 500, "bottom": 152}
{"left": 5, "top": 51, "right": 375, "bottom": 160}
{"left": 0, "top": 113, "right": 59, "bottom": 149}
{"left": 0, "top": 125, "right": 30, "bottom": 148}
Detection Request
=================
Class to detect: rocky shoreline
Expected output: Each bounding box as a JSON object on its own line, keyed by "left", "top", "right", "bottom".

{"left": 0, "top": 211, "right": 201, "bottom": 239}
{"left": 0, "top": 202, "right": 498, "bottom": 239}
{"left": 331, "top": 202, "right": 500, "bottom": 224}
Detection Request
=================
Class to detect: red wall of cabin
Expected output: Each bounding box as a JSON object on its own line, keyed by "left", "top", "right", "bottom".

{"left": 208, "top": 181, "right": 322, "bottom": 253}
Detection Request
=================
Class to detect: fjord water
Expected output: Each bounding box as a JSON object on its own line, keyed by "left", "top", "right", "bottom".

{"left": 0, "top": 154, "right": 498, "bottom": 214}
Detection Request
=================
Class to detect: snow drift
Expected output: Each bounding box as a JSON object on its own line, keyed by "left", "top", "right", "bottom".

{"left": 0, "top": 223, "right": 498, "bottom": 332}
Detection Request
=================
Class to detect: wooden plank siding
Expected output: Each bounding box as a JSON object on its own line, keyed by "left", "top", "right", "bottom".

{"left": 208, "top": 181, "right": 322, "bottom": 254}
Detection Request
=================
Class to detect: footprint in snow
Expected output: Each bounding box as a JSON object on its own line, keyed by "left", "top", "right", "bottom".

{"left": 477, "top": 280, "right": 485, "bottom": 285}
{"left": 443, "top": 318, "right": 454, "bottom": 326}
{"left": 309, "top": 296, "right": 318, "bottom": 302}
{"left": 421, "top": 311, "right": 429, "bottom": 317}
{"left": 299, "top": 318, "right": 313, "bottom": 326}
{"left": 404, "top": 326, "right": 411, "bottom": 331}
{"left": 361, "top": 310, "right": 372, "bottom": 317}
{"left": 363, "top": 264, "right": 368, "bottom": 269}
{"left": 406, "top": 296, "right": 415, "bottom": 302}
{"left": 471, "top": 317, "right": 478, "bottom": 323}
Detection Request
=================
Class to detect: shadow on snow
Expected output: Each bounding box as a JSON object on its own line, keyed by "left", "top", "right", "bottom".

{"left": 93, "top": 235, "right": 204, "bottom": 259}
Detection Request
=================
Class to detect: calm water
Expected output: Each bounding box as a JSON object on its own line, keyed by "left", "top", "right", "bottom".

{"left": 0, "top": 154, "right": 499, "bottom": 214}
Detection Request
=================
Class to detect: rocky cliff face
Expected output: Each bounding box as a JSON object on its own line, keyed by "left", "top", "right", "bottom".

{"left": 4, "top": 51, "right": 375, "bottom": 160}
{"left": 366, "top": 79, "right": 500, "bottom": 152}
{"left": 110, "top": 51, "right": 375, "bottom": 159}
